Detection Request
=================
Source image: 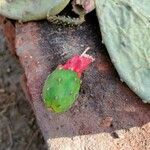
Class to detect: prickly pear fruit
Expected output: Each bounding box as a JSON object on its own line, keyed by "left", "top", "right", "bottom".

{"left": 42, "top": 49, "right": 94, "bottom": 113}
{"left": 42, "top": 69, "right": 80, "bottom": 113}
{"left": 96, "top": 0, "right": 150, "bottom": 103}
{"left": 0, "top": 0, "right": 69, "bottom": 21}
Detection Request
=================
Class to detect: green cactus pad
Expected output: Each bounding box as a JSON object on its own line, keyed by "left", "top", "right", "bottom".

{"left": 42, "top": 69, "right": 81, "bottom": 113}
{"left": 0, "top": 0, "right": 69, "bottom": 21}
{"left": 96, "top": 0, "right": 150, "bottom": 103}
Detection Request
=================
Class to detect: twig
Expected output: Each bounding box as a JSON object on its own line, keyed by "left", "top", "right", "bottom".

{"left": 0, "top": 101, "right": 16, "bottom": 150}
{"left": 0, "top": 115, "right": 13, "bottom": 150}
{"left": 0, "top": 102, "right": 16, "bottom": 110}
{"left": 25, "top": 130, "right": 39, "bottom": 150}
{"left": 0, "top": 107, "right": 7, "bottom": 116}
{"left": 7, "top": 122, "right": 13, "bottom": 149}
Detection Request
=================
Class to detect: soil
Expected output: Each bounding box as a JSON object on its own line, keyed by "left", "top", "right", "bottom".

{"left": 0, "top": 26, "right": 47, "bottom": 150}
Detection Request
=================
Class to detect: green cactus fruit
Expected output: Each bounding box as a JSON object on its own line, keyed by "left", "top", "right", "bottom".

{"left": 0, "top": 0, "right": 70, "bottom": 21}
{"left": 96, "top": 0, "right": 150, "bottom": 103}
{"left": 42, "top": 68, "right": 80, "bottom": 113}
{"left": 42, "top": 49, "right": 94, "bottom": 113}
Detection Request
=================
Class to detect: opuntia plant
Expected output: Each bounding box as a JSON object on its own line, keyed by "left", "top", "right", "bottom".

{"left": 1, "top": 0, "right": 149, "bottom": 103}
{"left": 0, "top": 0, "right": 95, "bottom": 25}
{"left": 42, "top": 48, "right": 94, "bottom": 113}
{"left": 96, "top": 0, "right": 150, "bottom": 103}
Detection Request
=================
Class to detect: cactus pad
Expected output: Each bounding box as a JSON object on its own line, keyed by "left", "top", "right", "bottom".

{"left": 0, "top": 0, "right": 69, "bottom": 21}
{"left": 96, "top": 0, "right": 150, "bottom": 103}
{"left": 42, "top": 69, "right": 80, "bottom": 113}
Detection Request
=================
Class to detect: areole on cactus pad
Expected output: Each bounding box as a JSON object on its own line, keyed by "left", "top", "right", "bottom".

{"left": 42, "top": 48, "right": 94, "bottom": 113}
{"left": 96, "top": 0, "right": 150, "bottom": 103}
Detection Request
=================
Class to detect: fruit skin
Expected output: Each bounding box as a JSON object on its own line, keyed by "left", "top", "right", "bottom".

{"left": 96, "top": 0, "right": 150, "bottom": 103}
{"left": 42, "top": 68, "right": 80, "bottom": 113}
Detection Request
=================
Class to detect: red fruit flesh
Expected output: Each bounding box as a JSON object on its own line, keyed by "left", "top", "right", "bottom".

{"left": 59, "top": 48, "right": 94, "bottom": 78}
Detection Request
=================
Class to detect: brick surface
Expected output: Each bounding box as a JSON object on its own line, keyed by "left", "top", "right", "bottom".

{"left": 7, "top": 18, "right": 150, "bottom": 149}
{"left": 0, "top": 16, "right": 15, "bottom": 54}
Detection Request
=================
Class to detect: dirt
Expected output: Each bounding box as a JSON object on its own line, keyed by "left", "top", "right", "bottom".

{"left": 0, "top": 25, "right": 47, "bottom": 150}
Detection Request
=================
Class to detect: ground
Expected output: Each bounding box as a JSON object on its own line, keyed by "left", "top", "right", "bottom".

{"left": 0, "top": 27, "right": 46, "bottom": 150}
{"left": 0, "top": 9, "right": 150, "bottom": 149}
